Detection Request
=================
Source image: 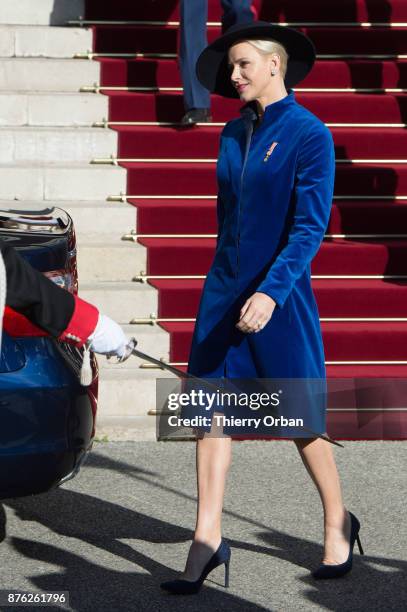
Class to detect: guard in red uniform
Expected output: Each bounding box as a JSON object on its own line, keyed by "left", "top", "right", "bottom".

{"left": 0, "top": 239, "right": 127, "bottom": 358}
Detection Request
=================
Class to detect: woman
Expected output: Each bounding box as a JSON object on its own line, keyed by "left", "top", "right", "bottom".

{"left": 160, "top": 21, "right": 364, "bottom": 594}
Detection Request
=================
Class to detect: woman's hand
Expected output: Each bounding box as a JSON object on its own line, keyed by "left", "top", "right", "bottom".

{"left": 236, "top": 292, "right": 276, "bottom": 334}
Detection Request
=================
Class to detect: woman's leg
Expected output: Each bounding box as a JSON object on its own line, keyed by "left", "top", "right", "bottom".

{"left": 293, "top": 437, "right": 352, "bottom": 564}
{"left": 180, "top": 417, "right": 232, "bottom": 580}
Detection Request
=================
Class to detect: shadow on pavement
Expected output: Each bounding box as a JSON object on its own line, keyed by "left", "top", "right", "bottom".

{"left": 1, "top": 446, "right": 406, "bottom": 611}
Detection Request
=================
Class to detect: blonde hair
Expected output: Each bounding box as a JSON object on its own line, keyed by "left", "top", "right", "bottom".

{"left": 246, "top": 39, "right": 289, "bottom": 79}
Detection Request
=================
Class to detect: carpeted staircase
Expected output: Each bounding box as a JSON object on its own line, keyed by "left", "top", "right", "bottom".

{"left": 75, "top": 0, "right": 407, "bottom": 439}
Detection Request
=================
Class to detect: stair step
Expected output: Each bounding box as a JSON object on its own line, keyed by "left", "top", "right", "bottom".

{"left": 99, "top": 57, "right": 407, "bottom": 90}
{"left": 0, "top": 92, "right": 108, "bottom": 127}
{"left": 108, "top": 91, "right": 407, "bottom": 124}
{"left": 0, "top": 0, "right": 84, "bottom": 25}
{"left": 133, "top": 199, "right": 407, "bottom": 236}
{"left": 162, "top": 321, "right": 407, "bottom": 362}
{"left": 84, "top": 0, "right": 407, "bottom": 22}
{"left": 122, "top": 162, "right": 407, "bottom": 197}
{"left": 0, "top": 58, "right": 99, "bottom": 91}
{"left": 120, "top": 360, "right": 407, "bottom": 378}
{"left": 94, "top": 412, "right": 406, "bottom": 442}
{"left": 78, "top": 282, "right": 157, "bottom": 323}
{"left": 115, "top": 125, "right": 407, "bottom": 159}
{"left": 0, "top": 127, "right": 117, "bottom": 163}
{"left": 0, "top": 25, "right": 92, "bottom": 58}
{"left": 91, "top": 24, "right": 407, "bottom": 55}
{"left": 140, "top": 238, "right": 407, "bottom": 276}
{"left": 97, "top": 325, "right": 170, "bottom": 373}
{"left": 149, "top": 278, "right": 407, "bottom": 319}
{"left": 0, "top": 200, "right": 136, "bottom": 236}
{"left": 0, "top": 162, "right": 126, "bottom": 200}
{"left": 326, "top": 364, "right": 407, "bottom": 377}
{"left": 65, "top": 201, "right": 135, "bottom": 236}
{"left": 97, "top": 326, "right": 171, "bottom": 422}
{"left": 134, "top": 199, "right": 216, "bottom": 235}
{"left": 76, "top": 239, "right": 146, "bottom": 282}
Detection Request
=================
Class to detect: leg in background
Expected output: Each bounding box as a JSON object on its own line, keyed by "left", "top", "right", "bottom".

{"left": 179, "top": 0, "right": 211, "bottom": 111}
{"left": 293, "top": 436, "right": 352, "bottom": 564}
{"left": 221, "top": 0, "right": 255, "bottom": 33}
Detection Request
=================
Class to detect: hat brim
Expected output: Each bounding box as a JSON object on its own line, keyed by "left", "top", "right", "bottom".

{"left": 196, "top": 22, "right": 316, "bottom": 98}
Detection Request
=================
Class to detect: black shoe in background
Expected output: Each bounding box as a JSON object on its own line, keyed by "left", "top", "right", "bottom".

{"left": 181, "top": 108, "right": 212, "bottom": 125}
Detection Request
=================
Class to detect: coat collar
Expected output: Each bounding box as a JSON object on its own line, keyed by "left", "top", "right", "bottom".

{"left": 239, "top": 89, "right": 296, "bottom": 125}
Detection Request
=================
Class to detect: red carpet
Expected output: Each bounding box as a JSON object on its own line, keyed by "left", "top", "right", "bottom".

{"left": 123, "top": 163, "right": 407, "bottom": 195}
{"left": 85, "top": 0, "right": 407, "bottom": 22}
{"left": 160, "top": 320, "right": 407, "bottom": 363}
{"left": 139, "top": 238, "right": 407, "bottom": 276}
{"left": 149, "top": 278, "right": 407, "bottom": 318}
{"left": 100, "top": 58, "right": 407, "bottom": 90}
{"left": 92, "top": 24, "right": 407, "bottom": 54}
{"left": 135, "top": 200, "right": 407, "bottom": 234}
{"left": 108, "top": 92, "right": 407, "bottom": 123}
{"left": 85, "top": 0, "right": 407, "bottom": 438}
{"left": 117, "top": 127, "right": 407, "bottom": 158}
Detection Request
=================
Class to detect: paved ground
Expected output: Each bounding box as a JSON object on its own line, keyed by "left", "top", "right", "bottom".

{"left": 0, "top": 441, "right": 406, "bottom": 612}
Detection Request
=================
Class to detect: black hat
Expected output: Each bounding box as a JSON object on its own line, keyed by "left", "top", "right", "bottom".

{"left": 196, "top": 21, "right": 316, "bottom": 98}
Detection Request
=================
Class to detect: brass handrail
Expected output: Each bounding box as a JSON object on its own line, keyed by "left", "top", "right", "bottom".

{"left": 123, "top": 232, "right": 407, "bottom": 240}
{"left": 108, "top": 194, "right": 407, "bottom": 201}
{"left": 130, "top": 315, "right": 407, "bottom": 324}
{"left": 81, "top": 84, "right": 407, "bottom": 93}
{"left": 93, "top": 157, "right": 407, "bottom": 165}
{"left": 68, "top": 20, "right": 407, "bottom": 27}
{"left": 140, "top": 359, "right": 407, "bottom": 368}
{"left": 132, "top": 273, "right": 407, "bottom": 282}
{"left": 93, "top": 121, "right": 407, "bottom": 128}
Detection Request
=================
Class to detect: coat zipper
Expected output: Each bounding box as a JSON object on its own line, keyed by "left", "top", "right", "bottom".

{"left": 236, "top": 119, "right": 255, "bottom": 281}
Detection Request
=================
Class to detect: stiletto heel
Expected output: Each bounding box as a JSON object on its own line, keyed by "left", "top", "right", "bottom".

{"left": 356, "top": 533, "right": 364, "bottom": 555}
{"left": 224, "top": 558, "right": 230, "bottom": 588}
{"left": 312, "top": 511, "right": 364, "bottom": 579}
{"left": 160, "top": 538, "right": 231, "bottom": 594}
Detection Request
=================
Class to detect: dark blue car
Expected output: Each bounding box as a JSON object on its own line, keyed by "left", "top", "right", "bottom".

{"left": 0, "top": 208, "right": 98, "bottom": 499}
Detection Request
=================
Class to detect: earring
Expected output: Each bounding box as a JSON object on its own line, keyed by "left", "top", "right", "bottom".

{"left": 271, "top": 71, "right": 276, "bottom": 76}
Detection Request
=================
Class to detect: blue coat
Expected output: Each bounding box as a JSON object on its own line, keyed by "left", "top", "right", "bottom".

{"left": 187, "top": 90, "right": 335, "bottom": 402}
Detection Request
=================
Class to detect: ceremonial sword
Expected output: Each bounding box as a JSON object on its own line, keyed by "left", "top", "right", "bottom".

{"left": 116, "top": 338, "right": 344, "bottom": 448}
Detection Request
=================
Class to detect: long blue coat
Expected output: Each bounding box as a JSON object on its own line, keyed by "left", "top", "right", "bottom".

{"left": 187, "top": 89, "right": 335, "bottom": 433}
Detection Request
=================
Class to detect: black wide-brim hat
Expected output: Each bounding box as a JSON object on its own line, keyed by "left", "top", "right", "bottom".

{"left": 196, "top": 21, "right": 316, "bottom": 98}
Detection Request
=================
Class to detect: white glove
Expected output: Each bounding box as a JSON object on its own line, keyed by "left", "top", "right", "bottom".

{"left": 88, "top": 314, "right": 128, "bottom": 358}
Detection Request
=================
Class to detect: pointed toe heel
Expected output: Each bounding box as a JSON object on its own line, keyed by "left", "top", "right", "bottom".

{"left": 356, "top": 533, "right": 364, "bottom": 555}
{"left": 160, "top": 538, "right": 231, "bottom": 594}
{"left": 312, "top": 511, "right": 364, "bottom": 580}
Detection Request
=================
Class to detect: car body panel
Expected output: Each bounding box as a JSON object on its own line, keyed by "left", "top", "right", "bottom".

{"left": 0, "top": 208, "right": 98, "bottom": 499}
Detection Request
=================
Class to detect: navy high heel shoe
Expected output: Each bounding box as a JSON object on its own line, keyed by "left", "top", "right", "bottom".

{"left": 160, "top": 538, "right": 231, "bottom": 594}
{"left": 312, "top": 510, "right": 364, "bottom": 579}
